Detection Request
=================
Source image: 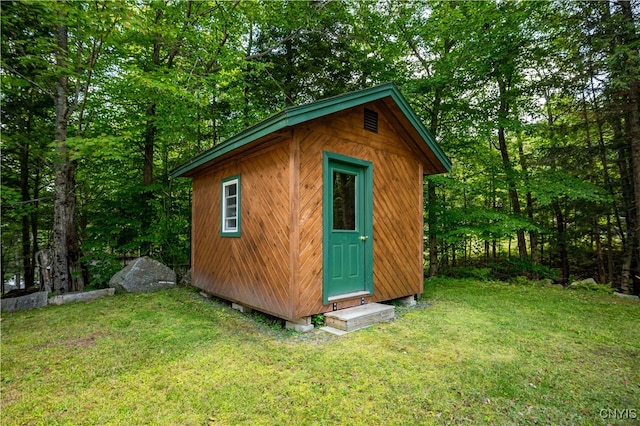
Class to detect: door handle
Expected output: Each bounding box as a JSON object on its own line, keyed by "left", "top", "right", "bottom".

{"left": 360, "top": 236, "right": 368, "bottom": 241}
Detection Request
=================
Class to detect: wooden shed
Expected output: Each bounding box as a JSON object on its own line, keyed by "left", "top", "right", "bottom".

{"left": 171, "top": 83, "right": 451, "bottom": 327}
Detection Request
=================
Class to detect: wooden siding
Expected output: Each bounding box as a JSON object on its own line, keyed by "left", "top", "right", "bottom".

{"left": 191, "top": 140, "right": 293, "bottom": 319}
{"left": 294, "top": 104, "right": 424, "bottom": 318}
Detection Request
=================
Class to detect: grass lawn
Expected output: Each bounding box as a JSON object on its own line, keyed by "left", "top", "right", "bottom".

{"left": 1, "top": 278, "right": 638, "bottom": 425}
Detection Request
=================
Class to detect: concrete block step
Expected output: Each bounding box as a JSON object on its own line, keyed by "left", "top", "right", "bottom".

{"left": 324, "top": 303, "right": 394, "bottom": 332}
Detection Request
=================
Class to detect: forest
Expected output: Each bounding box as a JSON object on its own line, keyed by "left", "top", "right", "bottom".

{"left": 2, "top": 0, "right": 639, "bottom": 295}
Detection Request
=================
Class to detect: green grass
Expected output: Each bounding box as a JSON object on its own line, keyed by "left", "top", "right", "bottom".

{"left": 1, "top": 279, "right": 638, "bottom": 425}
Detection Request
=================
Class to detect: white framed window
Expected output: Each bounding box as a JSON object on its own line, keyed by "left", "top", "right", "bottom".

{"left": 221, "top": 175, "right": 241, "bottom": 236}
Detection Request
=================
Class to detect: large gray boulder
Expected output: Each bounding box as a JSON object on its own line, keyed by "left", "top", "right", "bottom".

{"left": 109, "top": 256, "right": 176, "bottom": 293}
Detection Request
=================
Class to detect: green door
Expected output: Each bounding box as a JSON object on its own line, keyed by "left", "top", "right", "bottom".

{"left": 323, "top": 153, "right": 373, "bottom": 304}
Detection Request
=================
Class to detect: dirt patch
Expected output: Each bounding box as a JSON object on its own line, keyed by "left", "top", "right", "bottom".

{"left": 61, "top": 333, "right": 104, "bottom": 348}
{"left": 62, "top": 336, "right": 96, "bottom": 348}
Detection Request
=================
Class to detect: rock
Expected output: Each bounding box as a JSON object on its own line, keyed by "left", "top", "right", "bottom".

{"left": 614, "top": 292, "right": 639, "bottom": 300}
{"left": 286, "top": 321, "right": 314, "bottom": 333}
{"left": 569, "top": 278, "right": 597, "bottom": 287}
{"left": 109, "top": 256, "right": 176, "bottom": 293}
{"left": 1, "top": 291, "right": 48, "bottom": 313}
{"left": 537, "top": 278, "right": 554, "bottom": 287}
{"left": 396, "top": 295, "right": 417, "bottom": 307}
{"left": 180, "top": 268, "right": 191, "bottom": 286}
{"left": 49, "top": 288, "right": 115, "bottom": 305}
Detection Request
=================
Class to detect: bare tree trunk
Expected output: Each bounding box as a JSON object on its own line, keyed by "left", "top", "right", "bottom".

{"left": 143, "top": 103, "right": 156, "bottom": 187}
{"left": 141, "top": 101, "right": 156, "bottom": 256}
{"left": 427, "top": 84, "right": 445, "bottom": 278}
{"left": 53, "top": 22, "right": 71, "bottom": 293}
{"left": 52, "top": 20, "right": 83, "bottom": 293}
{"left": 1, "top": 243, "right": 5, "bottom": 295}
{"left": 594, "top": 218, "right": 606, "bottom": 284}
{"left": 517, "top": 135, "right": 538, "bottom": 265}
{"left": 581, "top": 91, "right": 606, "bottom": 283}
{"left": 498, "top": 125, "right": 527, "bottom": 259}
{"left": 616, "top": 124, "right": 634, "bottom": 293}
{"left": 399, "top": 20, "right": 452, "bottom": 279}
{"left": 243, "top": 18, "right": 253, "bottom": 128}
{"left": 20, "top": 136, "right": 34, "bottom": 288}
{"left": 143, "top": 9, "right": 159, "bottom": 191}
{"left": 553, "top": 203, "right": 570, "bottom": 285}
{"left": 497, "top": 78, "right": 527, "bottom": 259}
{"left": 620, "top": 0, "right": 640, "bottom": 294}
{"left": 606, "top": 214, "right": 615, "bottom": 283}
{"left": 31, "top": 167, "right": 40, "bottom": 286}
{"left": 621, "top": 248, "right": 632, "bottom": 292}
{"left": 140, "top": 8, "right": 168, "bottom": 256}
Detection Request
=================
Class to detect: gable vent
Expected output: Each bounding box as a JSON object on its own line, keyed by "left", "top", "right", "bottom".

{"left": 364, "top": 108, "right": 378, "bottom": 133}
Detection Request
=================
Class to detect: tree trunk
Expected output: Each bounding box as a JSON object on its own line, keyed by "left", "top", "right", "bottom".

{"left": 20, "top": 136, "right": 34, "bottom": 288}
{"left": 52, "top": 18, "right": 84, "bottom": 294}
{"left": 1, "top": 242, "right": 5, "bottom": 295}
{"left": 594, "top": 217, "right": 606, "bottom": 284}
{"left": 31, "top": 167, "right": 40, "bottom": 287}
{"left": 497, "top": 78, "right": 527, "bottom": 259}
{"left": 140, "top": 8, "right": 166, "bottom": 255}
{"left": 606, "top": 214, "right": 615, "bottom": 284}
{"left": 427, "top": 84, "right": 444, "bottom": 278}
{"left": 620, "top": 0, "right": 640, "bottom": 295}
{"left": 243, "top": 19, "right": 253, "bottom": 128}
{"left": 143, "top": 104, "right": 156, "bottom": 189}
{"left": 141, "top": 102, "right": 156, "bottom": 256}
{"left": 52, "top": 22, "right": 71, "bottom": 293}
{"left": 581, "top": 91, "right": 606, "bottom": 283}
{"left": 553, "top": 203, "right": 569, "bottom": 285}
{"left": 484, "top": 240, "right": 489, "bottom": 265}
{"left": 498, "top": 126, "right": 527, "bottom": 259}
{"left": 143, "top": 17, "right": 160, "bottom": 185}
{"left": 616, "top": 123, "right": 634, "bottom": 293}
{"left": 517, "top": 135, "right": 538, "bottom": 265}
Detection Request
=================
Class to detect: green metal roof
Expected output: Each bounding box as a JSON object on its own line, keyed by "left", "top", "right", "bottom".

{"left": 171, "top": 82, "right": 451, "bottom": 178}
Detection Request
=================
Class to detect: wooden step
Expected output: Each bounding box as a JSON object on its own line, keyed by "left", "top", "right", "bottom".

{"left": 324, "top": 303, "right": 394, "bottom": 332}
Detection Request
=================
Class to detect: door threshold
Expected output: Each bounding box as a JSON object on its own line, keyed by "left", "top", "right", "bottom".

{"left": 327, "top": 291, "right": 371, "bottom": 302}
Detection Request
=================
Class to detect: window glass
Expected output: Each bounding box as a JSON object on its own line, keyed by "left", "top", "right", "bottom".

{"left": 333, "top": 171, "right": 356, "bottom": 230}
{"left": 221, "top": 177, "right": 240, "bottom": 235}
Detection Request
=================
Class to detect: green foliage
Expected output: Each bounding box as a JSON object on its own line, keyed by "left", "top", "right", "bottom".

{"left": 492, "top": 258, "right": 557, "bottom": 281}
{"left": 509, "top": 275, "right": 534, "bottom": 286}
{"left": 311, "top": 314, "right": 325, "bottom": 328}
{"left": 438, "top": 266, "right": 493, "bottom": 281}
{"left": 529, "top": 170, "right": 611, "bottom": 207}
{"left": 248, "top": 310, "right": 286, "bottom": 332}
{"left": 440, "top": 257, "right": 558, "bottom": 283}
{"left": 82, "top": 253, "right": 121, "bottom": 290}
